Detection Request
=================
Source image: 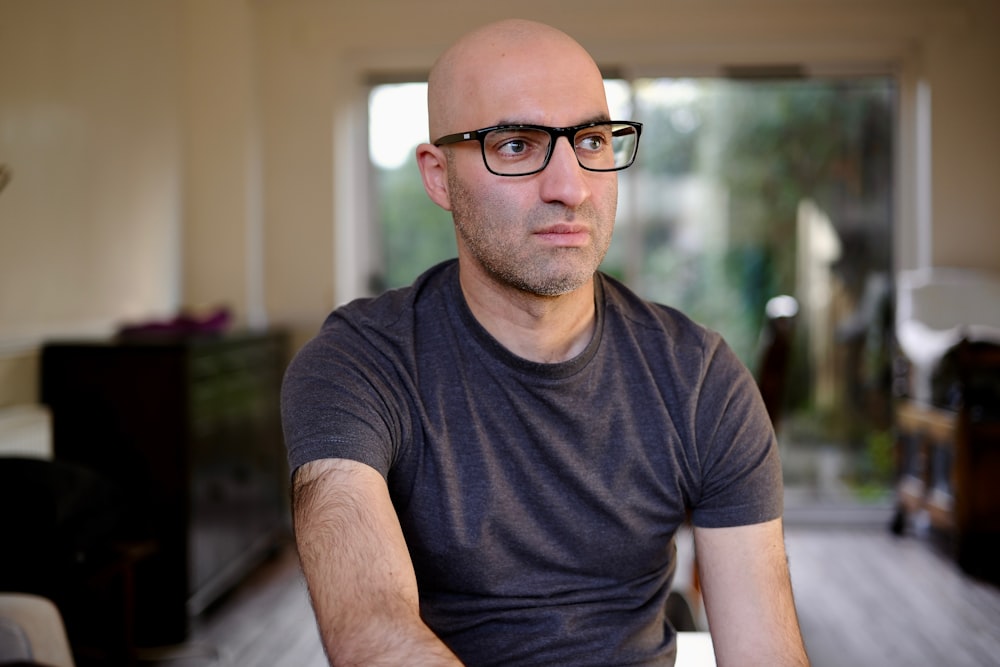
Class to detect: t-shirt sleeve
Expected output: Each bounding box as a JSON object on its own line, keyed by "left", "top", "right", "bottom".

{"left": 280, "top": 316, "right": 401, "bottom": 480}
{"left": 687, "top": 335, "right": 784, "bottom": 528}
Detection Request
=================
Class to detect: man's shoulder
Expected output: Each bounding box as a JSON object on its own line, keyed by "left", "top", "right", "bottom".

{"left": 597, "top": 272, "right": 717, "bottom": 346}
{"left": 329, "top": 260, "right": 457, "bottom": 329}
{"left": 291, "top": 260, "right": 458, "bottom": 372}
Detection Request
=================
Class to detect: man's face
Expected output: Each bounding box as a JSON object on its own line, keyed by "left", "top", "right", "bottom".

{"left": 442, "top": 45, "right": 618, "bottom": 297}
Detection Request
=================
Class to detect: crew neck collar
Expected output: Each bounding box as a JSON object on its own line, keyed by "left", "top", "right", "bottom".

{"left": 445, "top": 263, "right": 604, "bottom": 380}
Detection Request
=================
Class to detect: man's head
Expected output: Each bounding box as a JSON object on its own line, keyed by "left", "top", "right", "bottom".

{"left": 416, "top": 19, "right": 621, "bottom": 298}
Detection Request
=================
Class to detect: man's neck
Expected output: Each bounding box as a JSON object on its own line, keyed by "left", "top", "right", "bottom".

{"left": 458, "top": 265, "right": 597, "bottom": 364}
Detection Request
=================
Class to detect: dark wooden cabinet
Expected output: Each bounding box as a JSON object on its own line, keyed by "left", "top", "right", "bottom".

{"left": 892, "top": 339, "right": 1000, "bottom": 584}
{"left": 40, "top": 331, "right": 291, "bottom": 646}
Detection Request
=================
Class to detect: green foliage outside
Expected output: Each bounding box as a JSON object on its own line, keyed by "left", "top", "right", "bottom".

{"left": 603, "top": 78, "right": 893, "bottom": 364}
{"left": 376, "top": 154, "right": 456, "bottom": 291}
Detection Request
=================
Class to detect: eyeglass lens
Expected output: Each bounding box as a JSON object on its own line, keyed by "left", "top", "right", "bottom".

{"left": 483, "top": 123, "right": 638, "bottom": 176}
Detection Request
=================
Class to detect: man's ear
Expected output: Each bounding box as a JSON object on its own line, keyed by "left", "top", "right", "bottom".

{"left": 415, "top": 143, "right": 453, "bottom": 211}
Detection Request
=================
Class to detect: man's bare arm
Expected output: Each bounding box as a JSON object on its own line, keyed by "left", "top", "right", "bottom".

{"left": 693, "top": 518, "right": 810, "bottom": 666}
{"left": 293, "top": 458, "right": 463, "bottom": 666}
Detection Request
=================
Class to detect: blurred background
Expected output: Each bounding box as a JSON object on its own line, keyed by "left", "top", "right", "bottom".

{"left": 2, "top": 1, "right": 999, "bottom": 666}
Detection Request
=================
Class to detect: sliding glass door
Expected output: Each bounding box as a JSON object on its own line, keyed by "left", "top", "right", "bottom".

{"left": 368, "top": 75, "right": 896, "bottom": 503}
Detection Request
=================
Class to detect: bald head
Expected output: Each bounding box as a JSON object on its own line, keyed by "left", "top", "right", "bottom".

{"left": 427, "top": 20, "right": 608, "bottom": 141}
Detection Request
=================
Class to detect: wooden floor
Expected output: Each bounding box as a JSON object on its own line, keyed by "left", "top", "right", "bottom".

{"left": 785, "top": 523, "right": 1000, "bottom": 667}
{"left": 139, "top": 519, "right": 1000, "bottom": 667}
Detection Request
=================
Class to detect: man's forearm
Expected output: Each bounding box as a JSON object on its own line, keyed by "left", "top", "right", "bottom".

{"left": 695, "top": 520, "right": 810, "bottom": 666}
{"left": 307, "top": 588, "right": 462, "bottom": 667}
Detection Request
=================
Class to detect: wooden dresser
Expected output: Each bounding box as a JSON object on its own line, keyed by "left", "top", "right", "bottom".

{"left": 40, "top": 330, "right": 291, "bottom": 646}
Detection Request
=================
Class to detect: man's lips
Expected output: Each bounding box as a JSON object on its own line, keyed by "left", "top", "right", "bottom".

{"left": 533, "top": 223, "right": 590, "bottom": 247}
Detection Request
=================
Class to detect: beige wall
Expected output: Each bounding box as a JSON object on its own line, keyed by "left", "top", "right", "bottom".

{"left": 1, "top": 0, "right": 999, "bottom": 408}
{"left": 181, "top": 0, "right": 266, "bottom": 328}
{"left": 925, "top": 0, "right": 1000, "bottom": 269}
{"left": 0, "top": 0, "right": 183, "bottom": 404}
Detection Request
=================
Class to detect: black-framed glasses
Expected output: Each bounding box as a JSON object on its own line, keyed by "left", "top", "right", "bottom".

{"left": 433, "top": 121, "right": 642, "bottom": 177}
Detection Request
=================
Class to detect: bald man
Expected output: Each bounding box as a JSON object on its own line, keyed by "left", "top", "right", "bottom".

{"left": 283, "top": 19, "right": 809, "bottom": 667}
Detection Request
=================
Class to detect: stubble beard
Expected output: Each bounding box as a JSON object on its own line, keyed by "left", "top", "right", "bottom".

{"left": 447, "top": 170, "right": 614, "bottom": 298}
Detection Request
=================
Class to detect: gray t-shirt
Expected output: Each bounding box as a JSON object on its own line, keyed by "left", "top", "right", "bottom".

{"left": 282, "top": 260, "right": 783, "bottom": 666}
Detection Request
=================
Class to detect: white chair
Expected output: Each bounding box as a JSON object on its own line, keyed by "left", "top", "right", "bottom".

{"left": 895, "top": 267, "right": 1000, "bottom": 403}
{"left": 0, "top": 592, "right": 75, "bottom": 667}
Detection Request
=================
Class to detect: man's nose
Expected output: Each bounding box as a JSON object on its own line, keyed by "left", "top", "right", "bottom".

{"left": 538, "top": 136, "right": 591, "bottom": 207}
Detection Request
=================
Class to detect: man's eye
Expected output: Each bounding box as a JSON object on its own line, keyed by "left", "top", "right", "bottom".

{"left": 578, "top": 134, "right": 606, "bottom": 152}
{"left": 498, "top": 139, "right": 528, "bottom": 156}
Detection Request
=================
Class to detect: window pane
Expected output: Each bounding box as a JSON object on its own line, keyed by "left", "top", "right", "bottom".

{"left": 369, "top": 83, "right": 455, "bottom": 292}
